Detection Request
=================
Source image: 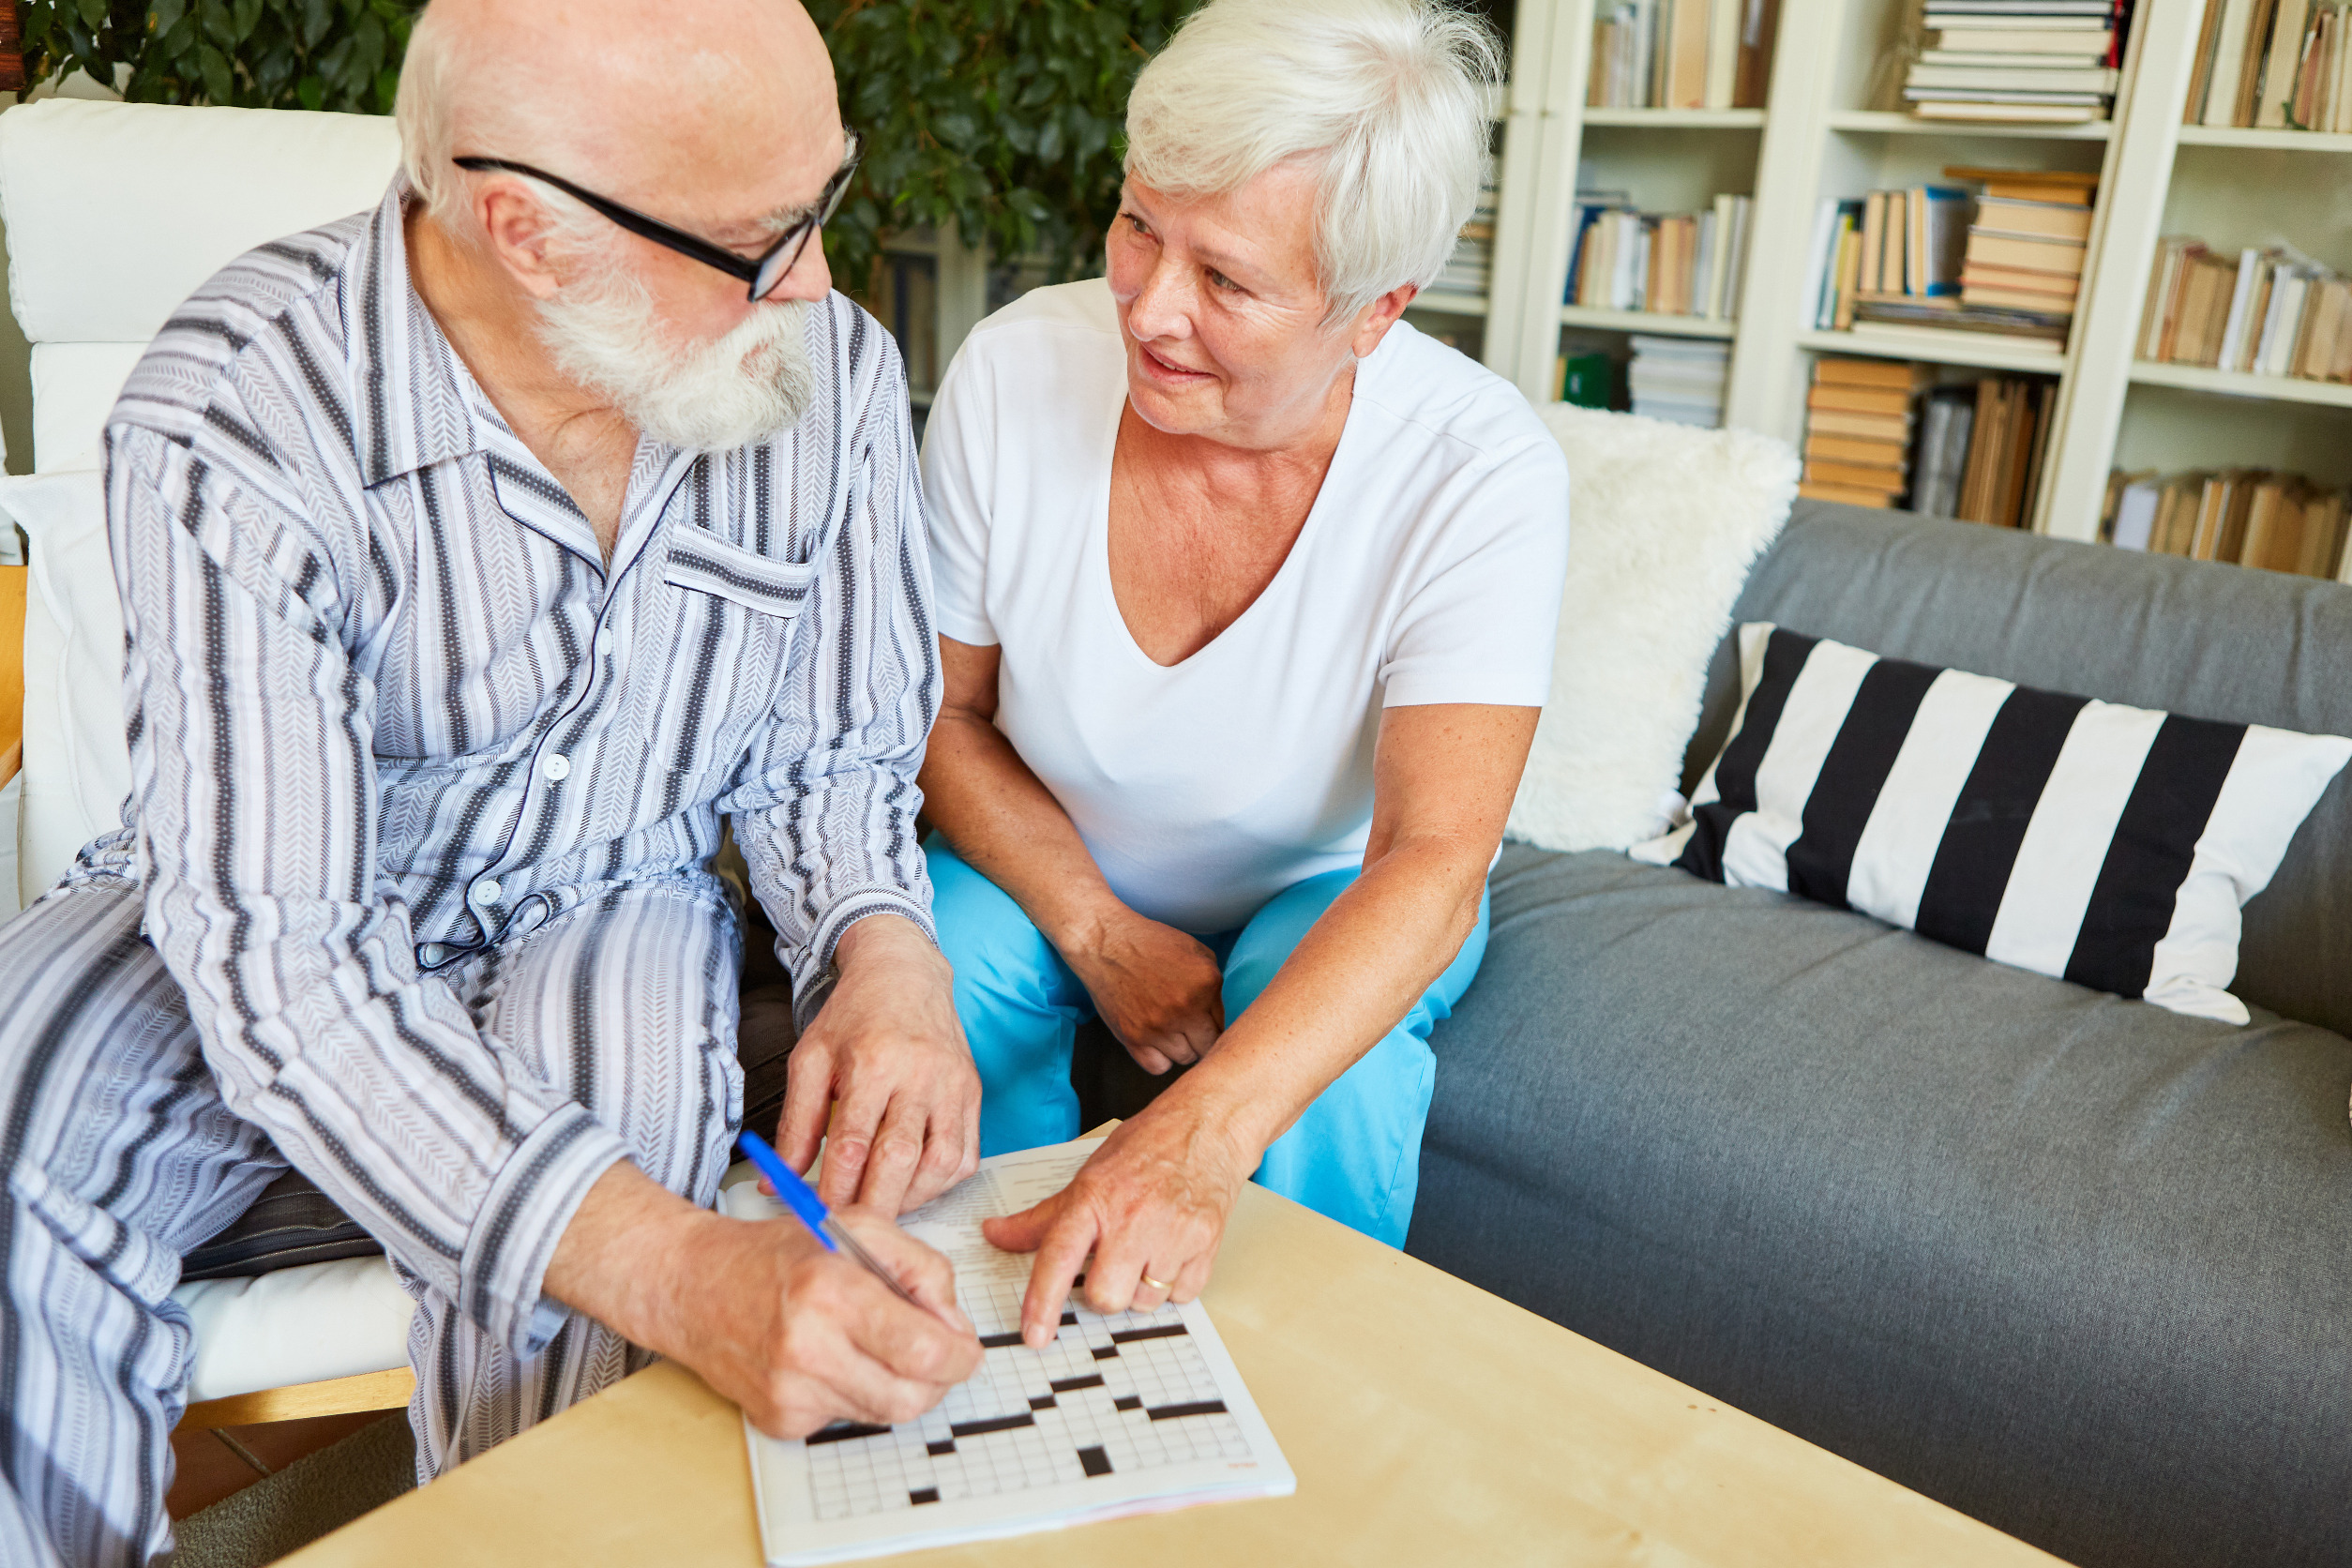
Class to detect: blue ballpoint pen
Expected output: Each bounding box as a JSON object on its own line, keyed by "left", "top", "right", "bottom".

{"left": 734, "top": 1128, "right": 922, "bottom": 1306}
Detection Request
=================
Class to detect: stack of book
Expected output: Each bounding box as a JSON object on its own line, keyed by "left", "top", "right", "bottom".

{"left": 2184, "top": 0, "right": 2352, "bottom": 131}
{"left": 1627, "top": 335, "right": 1731, "bottom": 427}
{"left": 1798, "top": 357, "right": 1930, "bottom": 505}
{"left": 1586, "top": 0, "right": 1778, "bottom": 109}
{"left": 1810, "top": 167, "right": 2091, "bottom": 344}
{"left": 1432, "top": 176, "right": 1500, "bottom": 299}
{"left": 1568, "top": 193, "right": 1754, "bottom": 319}
{"left": 2105, "top": 468, "right": 2352, "bottom": 574}
{"left": 1959, "top": 181, "right": 2091, "bottom": 318}
{"left": 1911, "top": 374, "right": 2058, "bottom": 526}
{"left": 2138, "top": 238, "right": 2352, "bottom": 380}
{"left": 1905, "top": 0, "right": 2126, "bottom": 122}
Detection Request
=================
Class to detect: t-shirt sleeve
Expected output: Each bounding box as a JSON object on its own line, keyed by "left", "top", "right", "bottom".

{"left": 1380, "top": 434, "right": 1571, "bottom": 709}
{"left": 917, "top": 336, "right": 998, "bottom": 647}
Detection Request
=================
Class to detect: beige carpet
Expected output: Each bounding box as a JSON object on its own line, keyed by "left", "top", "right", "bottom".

{"left": 173, "top": 1414, "right": 415, "bottom": 1566}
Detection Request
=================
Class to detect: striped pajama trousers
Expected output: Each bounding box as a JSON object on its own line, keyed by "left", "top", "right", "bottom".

{"left": 0, "top": 876, "right": 745, "bottom": 1568}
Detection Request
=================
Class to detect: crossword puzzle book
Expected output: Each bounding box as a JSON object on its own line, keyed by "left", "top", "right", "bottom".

{"left": 720, "top": 1138, "right": 1296, "bottom": 1565}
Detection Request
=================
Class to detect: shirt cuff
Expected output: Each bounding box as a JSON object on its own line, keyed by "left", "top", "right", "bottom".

{"left": 458, "top": 1102, "right": 632, "bottom": 1359}
{"left": 789, "top": 889, "right": 939, "bottom": 1032}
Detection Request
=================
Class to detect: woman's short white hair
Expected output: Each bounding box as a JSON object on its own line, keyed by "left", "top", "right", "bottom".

{"left": 1123, "top": 0, "right": 1502, "bottom": 325}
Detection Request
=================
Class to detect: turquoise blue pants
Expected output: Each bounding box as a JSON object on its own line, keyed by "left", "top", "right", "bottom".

{"left": 925, "top": 836, "right": 1491, "bottom": 1247}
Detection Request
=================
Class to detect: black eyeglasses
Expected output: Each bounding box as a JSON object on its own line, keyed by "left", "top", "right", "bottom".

{"left": 454, "top": 129, "right": 862, "bottom": 301}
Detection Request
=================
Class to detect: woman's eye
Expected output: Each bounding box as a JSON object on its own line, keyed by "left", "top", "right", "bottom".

{"left": 1207, "top": 269, "right": 1241, "bottom": 293}
{"left": 1123, "top": 212, "right": 1152, "bottom": 237}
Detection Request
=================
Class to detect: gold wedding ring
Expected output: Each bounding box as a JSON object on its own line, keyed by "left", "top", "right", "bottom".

{"left": 1141, "top": 1274, "right": 1172, "bottom": 1291}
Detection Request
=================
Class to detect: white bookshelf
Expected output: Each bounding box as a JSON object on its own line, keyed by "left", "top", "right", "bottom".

{"left": 1470, "top": 0, "right": 2351, "bottom": 540}
{"left": 894, "top": 0, "right": 2346, "bottom": 540}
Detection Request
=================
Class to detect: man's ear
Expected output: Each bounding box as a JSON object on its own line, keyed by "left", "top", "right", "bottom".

{"left": 475, "top": 182, "right": 568, "bottom": 300}
{"left": 1349, "top": 281, "right": 1418, "bottom": 359}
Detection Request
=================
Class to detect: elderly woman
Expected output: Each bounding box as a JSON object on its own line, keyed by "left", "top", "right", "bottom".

{"left": 795, "top": 0, "right": 1568, "bottom": 1344}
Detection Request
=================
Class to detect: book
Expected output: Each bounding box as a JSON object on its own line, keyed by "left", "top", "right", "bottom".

{"left": 1808, "top": 383, "right": 1918, "bottom": 415}
{"left": 1961, "top": 263, "right": 2083, "bottom": 295}
{"left": 2204, "top": 0, "right": 2261, "bottom": 124}
{"left": 1805, "top": 433, "right": 1913, "bottom": 466}
{"left": 1815, "top": 356, "right": 1936, "bottom": 388}
{"left": 1668, "top": 0, "right": 1711, "bottom": 107}
{"left": 1928, "top": 25, "right": 2115, "bottom": 49}
{"left": 1805, "top": 408, "right": 1916, "bottom": 439}
{"left": 1971, "top": 195, "right": 2096, "bottom": 241}
{"left": 1909, "top": 98, "right": 2104, "bottom": 120}
{"left": 2111, "top": 474, "right": 2163, "bottom": 549}
{"left": 1907, "top": 64, "right": 2120, "bottom": 90}
{"left": 1963, "top": 232, "right": 2088, "bottom": 270}
{"left": 1800, "top": 480, "right": 1909, "bottom": 505}
{"left": 1706, "top": 0, "right": 1742, "bottom": 106}
{"left": 2259, "top": 0, "right": 2314, "bottom": 123}
{"left": 1940, "top": 166, "right": 2100, "bottom": 204}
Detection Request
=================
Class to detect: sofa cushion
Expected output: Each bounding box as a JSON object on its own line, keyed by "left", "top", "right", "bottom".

{"left": 1700, "top": 502, "right": 2352, "bottom": 1037}
{"left": 0, "top": 98, "right": 399, "bottom": 349}
{"left": 1411, "top": 844, "right": 2352, "bottom": 1568}
{"left": 1642, "top": 622, "right": 2352, "bottom": 1025}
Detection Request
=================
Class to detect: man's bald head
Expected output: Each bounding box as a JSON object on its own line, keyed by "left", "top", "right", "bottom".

{"left": 399, "top": 0, "right": 839, "bottom": 243}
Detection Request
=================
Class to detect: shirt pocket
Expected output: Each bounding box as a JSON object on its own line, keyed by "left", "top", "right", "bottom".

{"left": 661, "top": 529, "right": 821, "bottom": 620}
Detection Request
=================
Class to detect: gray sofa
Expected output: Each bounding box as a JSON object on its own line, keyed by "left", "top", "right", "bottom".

{"left": 1408, "top": 499, "right": 2352, "bottom": 1568}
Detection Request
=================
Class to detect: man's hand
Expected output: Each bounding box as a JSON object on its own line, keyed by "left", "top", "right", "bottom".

{"left": 979, "top": 1104, "right": 1253, "bottom": 1348}
{"left": 778, "top": 914, "right": 980, "bottom": 1214}
{"left": 1062, "top": 909, "right": 1225, "bottom": 1075}
{"left": 546, "top": 1163, "right": 982, "bottom": 1438}
{"left": 672, "top": 1206, "right": 982, "bottom": 1437}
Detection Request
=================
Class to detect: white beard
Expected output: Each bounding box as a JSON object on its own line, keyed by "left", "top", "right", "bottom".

{"left": 534, "top": 263, "right": 818, "bottom": 454}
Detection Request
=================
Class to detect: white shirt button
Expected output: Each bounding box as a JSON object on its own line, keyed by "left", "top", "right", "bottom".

{"left": 596, "top": 629, "right": 614, "bottom": 657}
{"left": 418, "top": 942, "right": 445, "bottom": 966}
{"left": 474, "top": 879, "right": 502, "bottom": 906}
{"left": 543, "top": 753, "right": 571, "bottom": 781}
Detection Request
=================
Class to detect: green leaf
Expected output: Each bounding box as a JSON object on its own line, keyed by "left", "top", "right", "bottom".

{"left": 229, "top": 0, "right": 261, "bottom": 41}
{"left": 295, "top": 71, "right": 324, "bottom": 110}
{"left": 151, "top": 0, "right": 188, "bottom": 37}
{"left": 197, "top": 40, "right": 233, "bottom": 101}
{"left": 77, "top": 0, "right": 107, "bottom": 28}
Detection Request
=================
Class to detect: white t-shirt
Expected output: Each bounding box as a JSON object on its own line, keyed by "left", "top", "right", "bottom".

{"left": 920, "top": 279, "right": 1570, "bottom": 934}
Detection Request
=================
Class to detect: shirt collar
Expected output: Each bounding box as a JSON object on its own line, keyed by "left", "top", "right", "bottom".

{"left": 350, "top": 174, "right": 484, "bottom": 488}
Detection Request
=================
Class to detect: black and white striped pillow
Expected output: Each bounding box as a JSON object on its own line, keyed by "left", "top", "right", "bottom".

{"left": 1633, "top": 624, "right": 2352, "bottom": 1023}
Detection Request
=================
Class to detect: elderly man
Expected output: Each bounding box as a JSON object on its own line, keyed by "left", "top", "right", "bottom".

{"left": 0, "top": 1, "right": 988, "bottom": 1561}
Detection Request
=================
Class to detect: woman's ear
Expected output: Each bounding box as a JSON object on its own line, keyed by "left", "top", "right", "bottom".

{"left": 1349, "top": 282, "right": 1418, "bottom": 358}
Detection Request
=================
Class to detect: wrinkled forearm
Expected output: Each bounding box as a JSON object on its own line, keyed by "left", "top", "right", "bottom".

{"left": 918, "top": 706, "right": 1129, "bottom": 952}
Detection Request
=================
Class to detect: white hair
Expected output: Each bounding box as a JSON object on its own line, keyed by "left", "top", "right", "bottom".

{"left": 1123, "top": 0, "right": 1502, "bottom": 325}
{"left": 395, "top": 1, "right": 583, "bottom": 240}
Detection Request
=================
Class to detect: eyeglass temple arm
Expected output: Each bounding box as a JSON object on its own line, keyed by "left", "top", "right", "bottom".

{"left": 452, "top": 157, "right": 761, "bottom": 283}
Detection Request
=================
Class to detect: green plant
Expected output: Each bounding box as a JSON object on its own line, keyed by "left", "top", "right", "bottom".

{"left": 812, "top": 0, "right": 1193, "bottom": 289}
{"left": 20, "top": 0, "right": 1187, "bottom": 284}
{"left": 23, "top": 0, "right": 422, "bottom": 113}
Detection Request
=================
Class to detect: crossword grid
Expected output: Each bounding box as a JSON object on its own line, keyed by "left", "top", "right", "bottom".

{"left": 805, "top": 1277, "right": 1251, "bottom": 1521}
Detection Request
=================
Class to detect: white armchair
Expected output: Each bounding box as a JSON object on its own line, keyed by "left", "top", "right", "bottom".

{"left": 0, "top": 97, "right": 417, "bottom": 1426}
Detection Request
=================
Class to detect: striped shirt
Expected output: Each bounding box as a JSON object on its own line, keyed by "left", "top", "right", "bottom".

{"left": 72, "top": 178, "right": 939, "bottom": 1356}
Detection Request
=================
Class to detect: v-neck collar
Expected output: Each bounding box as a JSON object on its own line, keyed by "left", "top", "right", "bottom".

{"left": 1094, "top": 376, "right": 1363, "bottom": 675}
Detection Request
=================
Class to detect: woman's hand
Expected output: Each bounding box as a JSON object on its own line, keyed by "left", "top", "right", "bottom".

{"left": 1063, "top": 909, "right": 1226, "bottom": 1074}
{"left": 979, "top": 1104, "right": 1255, "bottom": 1347}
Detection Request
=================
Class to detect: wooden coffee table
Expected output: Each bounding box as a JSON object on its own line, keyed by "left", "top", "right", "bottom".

{"left": 284, "top": 1171, "right": 2064, "bottom": 1566}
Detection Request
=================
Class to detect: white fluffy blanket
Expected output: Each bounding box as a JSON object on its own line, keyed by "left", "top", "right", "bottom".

{"left": 1507, "top": 403, "right": 1800, "bottom": 853}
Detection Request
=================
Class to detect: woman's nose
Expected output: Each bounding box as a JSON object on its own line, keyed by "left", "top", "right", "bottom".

{"left": 1124, "top": 255, "right": 1194, "bottom": 342}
